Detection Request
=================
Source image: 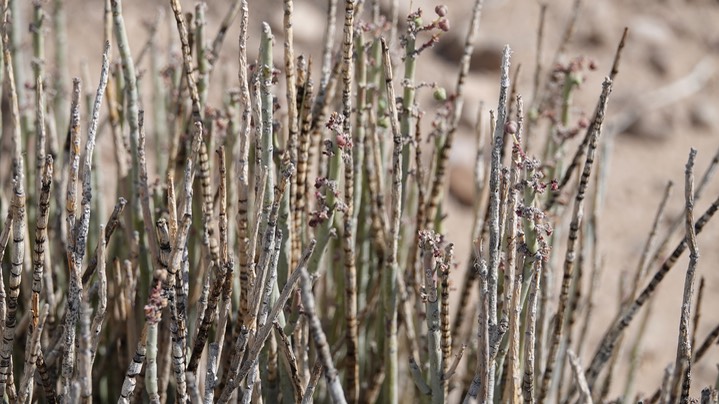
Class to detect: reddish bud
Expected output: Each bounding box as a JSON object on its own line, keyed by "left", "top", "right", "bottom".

{"left": 437, "top": 18, "right": 450, "bottom": 32}
{"left": 435, "top": 5, "right": 448, "bottom": 17}
{"left": 504, "top": 120, "right": 518, "bottom": 135}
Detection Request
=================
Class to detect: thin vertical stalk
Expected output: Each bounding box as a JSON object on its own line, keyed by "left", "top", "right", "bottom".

{"left": 59, "top": 78, "right": 82, "bottom": 401}
{"left": 426, "top": 0, "right": 484, "bottom": 227}
{"left": 420, "top": 231, "right": 444, "bottom": 404}
{"left": 111, "top": 0, "right": 141, "bottom": 217}
{"left": 464, "top": 242, "right": 490, "bottom": 403}
{"left": 440, "top": 243, "right": 453, "bottom": 392}
{"left": 283, "top": 0, "right": 299, "bottom": 275}
{"left": 235, "top": 0, "right": 252, "bottom": 329}
{"left": 260, "top": 22, "right": 276, "bottom": 224}
{"left": 669, "top": 149, "right": 699, "bottom": 403}
{"left": 381, "top": 38, "right": 402, "bottom": 404}
{"left": 299, "top": 264, "right": 347, "bottom": 403}
{"left": 18, "top": 304, "right": 48, "bottom": 404}
{"left": 567, "top": 349, "right": 593, "bottom": 404}
{"left": 522, "top": 259, "right": 542, "bottom": 403}
{"left": 53, "top": 0, "right": 69, "bottom": 137}
{"left": 338, "top": 0, "right": 358, "bottom": 400}
{"left": 486, "top": 45, "right": 512, "bottom": 404}
{"left": 169, "top": 0, "right": 203, "bottom": 121}
{"left": 502, "top": 108, "right": 523, "bottom": 404}
{"left": 540, "top": 77, "right": 612, "bottom": 401}
{"left": 219, "top": 242, "right": 316, "bottom": 402}
{"left": 119, "top": 325, "right": 148, "bottom": 403}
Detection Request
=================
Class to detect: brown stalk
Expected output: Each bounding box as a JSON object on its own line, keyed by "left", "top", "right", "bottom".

{"left": 338, "top": 0, "right": 358, "bottom": 400}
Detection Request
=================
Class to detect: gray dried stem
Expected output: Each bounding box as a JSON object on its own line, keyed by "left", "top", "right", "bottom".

{"left": 169, "top": 0, "right": 203, "bottom": 122}
{"left": 258, "top": 22, "right": 276, "bottom": 231}
{"left": 18, "top": 304, "right": 48, "bottom": 404}
{"left": 82, "top": 197, "right": 127, "bottom": 284}
{"left": 138, "top": 111, "right": 160, "bottom": 266}
{"left": 88, "top": 226, "right": 108, "bottom": 391}
{"left": 567, "top": 349, "right": 593, "bottom": 404}
{"left": 274, "top": 322, "right": 304, "bottom": 403}
{"left": 55, "top": 76, "right": 82, "bottom": 401}
{"left": 218, "top": 240, "right": 316, "bottom": 402}
{"left": 419, "top": 231, "right": 446, "bottom": 404}
{"left": 540, "top": 77, "right": 613, "bottom": 402}
{"left": 301, "top": 361, "right": 324, "bottom": 404}
{"left": 668, "top": 149, "right": 699, "bottom": 403}
{"left": 214, "top": 148, "right": 233, "bottom": 370}
{"left": 234, "top": 0, "right": 252, "bottom": 331}
{"left": 381, "top": 36, "right": 402, "bottom": 404}
{"left": 463, "top": 242, "right": 490, "bottom": 403}
{"left": 502, "top": 100, "right": 524, "bottom": 404}
{"left": 485, "top": 45, "right": 512, "bottom": 403}
{"left": 283, "top": 0, "right": 299, "bottom": 259}
{"left": 648, "top": 146, "right": 719, "bottom": 277}
{"left": 247, "top": 164, "right": 294, "bottom": 336}
{"left": 118, "top": 324, "right": 148, "bottom": 403}
{"left": 586, "top": 189, "right": 719, "bottom": 390}
{"left": 522, "top": 258, "right": 542, "bottom": 404}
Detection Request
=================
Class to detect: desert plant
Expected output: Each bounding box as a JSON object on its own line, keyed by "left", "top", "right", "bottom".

{"left": 0, "top": 0, "right": 717, "bottom": 403}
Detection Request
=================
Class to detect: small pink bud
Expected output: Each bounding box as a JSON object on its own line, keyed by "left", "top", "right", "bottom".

{"left": 504, "top": 120, "right": 518, "bottom": 135}
{"left": 437, "top": 18, "right": 450, "bottom": 32}
{"left": 435, "top": 5, "right": 448, "bottom": 17}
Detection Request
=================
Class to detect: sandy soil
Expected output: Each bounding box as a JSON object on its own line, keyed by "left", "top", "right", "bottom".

{"left": 22, "top": 0, "right": 719, "bottom": 400}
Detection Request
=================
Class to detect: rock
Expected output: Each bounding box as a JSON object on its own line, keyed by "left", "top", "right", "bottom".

{"left": 449, "top": 163, "right": 475, "bottom": 207}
